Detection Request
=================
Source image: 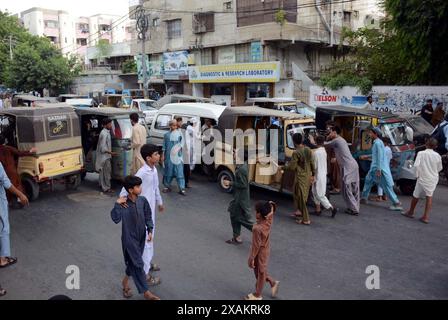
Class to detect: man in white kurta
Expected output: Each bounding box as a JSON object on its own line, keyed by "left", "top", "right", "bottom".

{"left": 130, "top": 113, "right": 147, "bottom": 175}
{"left": 312, "top": 137, "right": 338, "bottom": 218}
{"left": 120, "top": 161, "right": 164, "bottom": 276}
{"left": 402, "top": 138, "right": 442, "bottom": 224}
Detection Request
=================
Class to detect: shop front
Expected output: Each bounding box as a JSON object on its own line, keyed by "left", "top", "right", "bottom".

{"left": 189, "top": 61, "right": 280, "bottom": 106}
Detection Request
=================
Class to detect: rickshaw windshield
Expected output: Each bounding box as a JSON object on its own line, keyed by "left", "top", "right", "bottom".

{"left": 280, "top": 104, "right": 297, "bottom": 113}
{"left": 380, "top": 122, "right": 410, "bottom": 146}
{"left": 112, "top": 118, "right": 132, "bottom": 140}
{"left": 286, "top": 124, "right": 317, "bottom": 149}
{"left": 139, "top": 101, "right": 156, "bottom": 111}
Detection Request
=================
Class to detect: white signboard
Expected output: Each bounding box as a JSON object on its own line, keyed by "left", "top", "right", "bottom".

{"left": 310, "top": 85, "right": 448, "bottom": 113}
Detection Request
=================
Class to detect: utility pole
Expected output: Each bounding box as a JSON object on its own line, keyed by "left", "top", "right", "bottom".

{"left": 9, "top": 35, "right": 13, "bottom": 60}
{"left": 136, "top": 5, "right": 150, "bottom": 99}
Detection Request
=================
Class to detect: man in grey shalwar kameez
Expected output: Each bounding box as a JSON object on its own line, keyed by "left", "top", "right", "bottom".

{"left": 325, "top": 125, "right": 361, "bottom": 215}
{"left": 96, "top": 118, "right": 115, "bottom": 193}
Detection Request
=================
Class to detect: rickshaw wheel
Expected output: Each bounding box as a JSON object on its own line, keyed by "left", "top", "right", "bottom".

{"left": 217, "top": 169, "right": 234, "bottom": 193}
{"left": 66, "top": 174, "right": 82, "bottom": 190}
{"left": 22, "top": 176, "right": 39, "bottom": 201}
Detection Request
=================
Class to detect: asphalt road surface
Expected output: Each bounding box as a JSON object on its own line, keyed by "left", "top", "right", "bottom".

{"left": 1, "top": 170, "right": 448, "bottom": 300}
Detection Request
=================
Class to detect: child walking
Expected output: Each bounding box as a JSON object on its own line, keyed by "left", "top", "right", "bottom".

{"left": 245, "top": 201, "right": 280, "bottom": 300}
{"left": 119, "top": 144, "right": 164, "bottom": 286}
{"left": 402, "top": 138, "right": 442, "bottom": 224}
{"left": 111, "top": 175, "right": 160, "bottom": 300}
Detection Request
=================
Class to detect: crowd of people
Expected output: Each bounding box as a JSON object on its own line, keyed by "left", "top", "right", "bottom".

{"left": 0, "top": 100, "right": 447, "bottom": 299}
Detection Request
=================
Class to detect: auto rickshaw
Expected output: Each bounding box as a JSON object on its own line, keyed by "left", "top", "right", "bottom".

{"left": 11, "top": 95, "right": 53, "bottom": 107}
{"left": 315, "top": 105, "right": 417, "bottom": 195}
{"left": 74, "top": 108, "right": 149, "bottom": 181}
{"left": 0, "top": 104, "right": 84, "bottom": 200}
{"left": 213, "top": 106, "right": 316, "bottom": 194}
{"left": 100, "top": 94, "right": 124, "bottom": 108}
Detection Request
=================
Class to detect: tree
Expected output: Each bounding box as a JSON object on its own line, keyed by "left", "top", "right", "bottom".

{"left": 0, "top": 10, "right": 80, "bottom": 93}
{"left": 319, "top": 0, "right": 448, "bottom": 92}
{"left": 95, "top": 39, "right": 112, "bottom": 63}
{"left": 121, "top": 59, "right": 137, "bottom": 74}
{"left": 383, "top": 0, "right": 448, "bottom": 84}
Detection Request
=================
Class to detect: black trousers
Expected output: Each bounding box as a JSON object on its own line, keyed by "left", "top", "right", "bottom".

{"left": 183, "top": 164, "right": 191, "bottom": 186}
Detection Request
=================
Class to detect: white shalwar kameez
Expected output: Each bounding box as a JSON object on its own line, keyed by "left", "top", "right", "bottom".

{"left": 413, "top": 149, "right": 443, "bottom": 198}
{"left": 312, "top": 147, "right": 333, "bottom": 209}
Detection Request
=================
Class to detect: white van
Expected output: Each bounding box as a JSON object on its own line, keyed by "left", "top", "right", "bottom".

{"left": 148, "top": 103, "right": 227, "bottom": 146}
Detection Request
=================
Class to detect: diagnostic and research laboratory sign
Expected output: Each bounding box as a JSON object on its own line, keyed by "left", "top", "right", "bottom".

{"left": 188, "top": 62, "right": 280, "bottom": 83}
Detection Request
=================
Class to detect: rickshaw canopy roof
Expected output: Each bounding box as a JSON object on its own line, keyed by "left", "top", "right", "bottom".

{"left": 74, "top": 107, "right": 137, "bottom": 117}
{"left": 316, "top": 105, "right": 400, "bottom": 120}
{"left": 0, "top": 105, "right": 81, "bottom": 154}
{"left": 13, "top": 95, "right": 53, "bottom": 102}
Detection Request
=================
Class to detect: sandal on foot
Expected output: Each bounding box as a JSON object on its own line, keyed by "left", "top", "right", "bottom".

{"left": 144, "top": 292, "right": 161, "bottom": 300}
{"left": 225, "top": 238, "right": 243, "bottom": 245}
{"left": 0, "top": 257, "right": 17, "bottom": 269}
{"left": 122, "top": 287, "right": 133, "bottom": 299}
{"left": 401, "top": 212, "right": 414, "bottom": 219}
{"left": 0, "top": 287, "right": 6, "bottom": 297}
{"left": 244, "top": 293, "right": 262, "bottom": 300}
{"left": 296, "top": 219, "right": 311, "bottom": 225}
{"left": 271, "top": 281, "right": 280, "bottom": 298}
{"left": 150, "top": 263, "right": 160, "bottom": 272}
{"left": 419, "top": 217, "right": 429, "bottom": 224}
{"left": 147, "top": 275, "right": 161, "bottom": 286}
{"left": 162, "top": 188, "right": 171, "bottom": 193}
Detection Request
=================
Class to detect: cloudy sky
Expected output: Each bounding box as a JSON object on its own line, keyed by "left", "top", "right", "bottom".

{"left": 1, "top": 0, "right": 129, "bottom": 17}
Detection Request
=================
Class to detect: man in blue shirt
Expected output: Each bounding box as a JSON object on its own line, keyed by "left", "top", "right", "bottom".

{"left": 0, "top": 163, "right": 29, "bottom": 269}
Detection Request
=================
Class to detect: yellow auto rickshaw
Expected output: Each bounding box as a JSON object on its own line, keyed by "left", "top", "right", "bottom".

{"left": 212, "top": 106, "right": 316, "bottom": 194}
{"left": 0, "top": 104, "right": 84, "bottom": 200}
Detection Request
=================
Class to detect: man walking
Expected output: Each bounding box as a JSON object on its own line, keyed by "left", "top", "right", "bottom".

{"left": 130, "top": 113, "right": 147, "bottom": 175}
{"left": 421, "top": 99, "right": 434, "bottom": 124}
{"left": 361, "top": 127, "right": 403, "bottom": 211}
{"left": 96, "top": 118, "right": 115, "bottom": 194}
{"left": 162, "top": 120, "right": 186, "bottom": 195}
{"left": 325, "top": 124, "right": 361, "bottom": 215}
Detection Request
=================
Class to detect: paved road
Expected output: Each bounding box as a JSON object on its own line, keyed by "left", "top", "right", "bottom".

{"left": 2, "top": 170, "right": 448, "bottom": 300}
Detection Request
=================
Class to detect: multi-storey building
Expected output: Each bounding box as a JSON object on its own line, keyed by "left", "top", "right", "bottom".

{"left": 130, "top": 0, "right": 382, "bottom": 105}
{"left": 20, "top": 7, "right": 134, "bottom": 63}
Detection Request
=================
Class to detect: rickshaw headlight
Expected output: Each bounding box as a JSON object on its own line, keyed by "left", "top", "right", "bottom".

{"left": 38, "top": 162, "right": 44, "bottom": 174}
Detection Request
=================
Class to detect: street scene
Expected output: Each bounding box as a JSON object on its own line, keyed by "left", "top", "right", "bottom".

{"left": 1, "top": 0, "right": 448, "bottom": 302}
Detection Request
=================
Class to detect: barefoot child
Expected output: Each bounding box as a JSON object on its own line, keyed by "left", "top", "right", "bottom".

{"left": 245, "top": 201, "right": 280, "bottom": 300}
{"left": 402, "top": 138, "right": 442, "bottom": 224}
{"left": 111, "top": 176, "right": 160, "bottom": 300}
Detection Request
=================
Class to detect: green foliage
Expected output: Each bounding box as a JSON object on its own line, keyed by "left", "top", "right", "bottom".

{"left": 95, "top": 39, "right": 112, "bottom": 61}
{"left": 320, "top": 0, "right": 448, "bottom": 91}
{"left": 274, "top": 9, "right": 286, "bottom": 26}
{"left": 121, "top": 59, "right": 137, "bottom": 74}
{"left": 0, "top": 10, "right": 80, "bottom": 93}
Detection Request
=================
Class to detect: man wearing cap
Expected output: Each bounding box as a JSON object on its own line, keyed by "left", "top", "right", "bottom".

{"left": 360, "top": 127, "right": 403, "bottom": 211}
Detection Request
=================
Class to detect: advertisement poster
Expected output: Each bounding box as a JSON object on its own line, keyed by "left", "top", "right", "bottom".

{"left": 163, "top": 50, "right": 189, "bottom": 80}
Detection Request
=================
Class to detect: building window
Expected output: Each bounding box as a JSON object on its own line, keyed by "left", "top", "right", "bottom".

{"left": 201, "top": 48, "right": 214, "bottom": 65}
{"left": 193, "top": 12, "right": 214, "bottom": 34}
{"left": 235, "top": 43, "right": 250, "bottom": 63}
{"left": 78, "top": 23, "right": 89, "bottom": 33}
{"left": 44, "top": 20, "right": 59, "bottom": 28}
{"left": 343, "top": 11, "right": 352, "bottom": 28}
{"left": 167, "top": 19, "right": 182, "bottom": 39}
{"left": 237, "top": 0, "right": 297, "bottom": 27}
{"left": 153, "top": 18, "right": 160, "bottom": 27}
{"left": 247, "top": 84, "right": 270, "bottom": 98}
{"left": 77, "top": 38, "right": 87, "bottom": 46}
{"left": 100, "top": 24, "right": 111, "bottom": 32}
{"left": 224, "top": 1, "right": 232, "bottom": 11}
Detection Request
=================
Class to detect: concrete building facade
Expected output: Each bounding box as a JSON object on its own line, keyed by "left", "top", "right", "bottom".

{"left": 130, "top": 0, "right": 382, "bottom": 105}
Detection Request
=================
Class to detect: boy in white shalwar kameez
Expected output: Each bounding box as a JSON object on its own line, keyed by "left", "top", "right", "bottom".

{"left": 118, "top": 144, "right": 164, "bottom": 285}
{"left": 312, "top": 136, "right": 338, "bottom": 218}
{"left": 402, "top": 138, "right": 442, "bottom": 224}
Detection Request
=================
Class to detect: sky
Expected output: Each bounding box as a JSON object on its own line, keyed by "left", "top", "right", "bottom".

{"left": 0, "top": 0, "right": 129, "bottom": 18}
